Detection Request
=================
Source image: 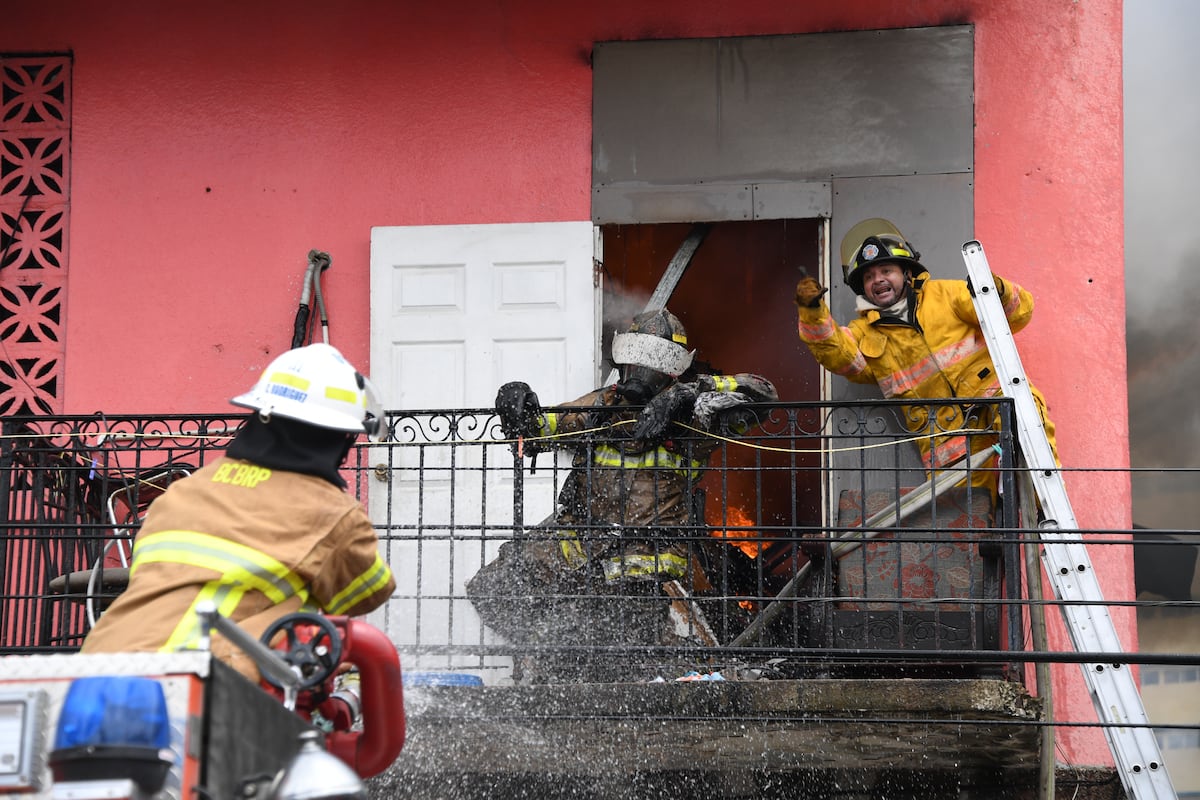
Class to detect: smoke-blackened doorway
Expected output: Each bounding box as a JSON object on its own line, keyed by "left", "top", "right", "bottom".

{"left": 600, "top": 219, "right": 825, "bottom": 588}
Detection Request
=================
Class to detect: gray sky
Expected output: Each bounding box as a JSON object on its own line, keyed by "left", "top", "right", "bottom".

{"left": 1124, "top": 0, "right": 1200, "bottom": 531}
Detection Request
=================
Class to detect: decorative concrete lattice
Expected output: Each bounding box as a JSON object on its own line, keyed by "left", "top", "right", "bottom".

{"left": 0, "top": 55, "right": 70, "bottom": 415}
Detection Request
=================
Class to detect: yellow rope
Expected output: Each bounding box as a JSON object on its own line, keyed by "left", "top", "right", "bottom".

{"left": 491, "top": 420, "right": 988, "bottom": 457}
{"left": 2, "top": 417, "right": 990, "bottom": 457}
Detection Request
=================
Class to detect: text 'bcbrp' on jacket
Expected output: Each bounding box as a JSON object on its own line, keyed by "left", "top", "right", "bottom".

{"left": 80, "top": 456, "right": 395, "bottom": 681}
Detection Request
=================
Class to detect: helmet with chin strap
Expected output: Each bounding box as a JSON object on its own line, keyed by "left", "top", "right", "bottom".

{"left": 611, "top": 309, "right": 694, "bottom": 404}
{"left": 840, "top": 218, "right": 927, "bottom": 296}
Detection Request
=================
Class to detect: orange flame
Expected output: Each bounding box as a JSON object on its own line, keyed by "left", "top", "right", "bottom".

{"left": 709, "top": 506, "right": 763, "bottom": 558}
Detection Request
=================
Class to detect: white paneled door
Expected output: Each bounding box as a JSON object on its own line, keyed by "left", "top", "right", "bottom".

{"left": 370, "top": 221, "right": 599, "bottom": 410}
{"left": 368, "top": 221, "right": 599, "bottom": 678}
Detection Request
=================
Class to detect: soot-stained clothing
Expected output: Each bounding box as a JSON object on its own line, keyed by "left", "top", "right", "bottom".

{"left": 527, "top": 373, "right": 778, "bottom": 583}
{"left": 465, "top": 372, "right": 777, "bottom": 679}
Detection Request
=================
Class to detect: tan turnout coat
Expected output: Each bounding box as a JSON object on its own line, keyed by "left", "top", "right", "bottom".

{"left": 82, "top": 456, "right": 395, "bottom": 681}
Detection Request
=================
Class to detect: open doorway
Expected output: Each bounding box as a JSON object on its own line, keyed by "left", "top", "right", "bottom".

{"left": 599, "top": 220, "right": 820, "bottom": 401}
{"left": 599, "top": 219, "right": 825, "bottom": 572}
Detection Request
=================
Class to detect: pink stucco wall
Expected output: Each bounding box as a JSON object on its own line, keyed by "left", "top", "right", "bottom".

{"left": 4, "top": 0, "right": 1127, "bottom": 766}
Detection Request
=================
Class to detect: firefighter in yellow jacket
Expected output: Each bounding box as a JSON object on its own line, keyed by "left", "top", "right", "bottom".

{"left": 466, "top": 309, "right": 778, "bottom": 682}
{"left": 794, "top": 218, "right": 1058, "bottom": 491}
{"left": 82, "top": 343, "right": 396, "bottom": 682}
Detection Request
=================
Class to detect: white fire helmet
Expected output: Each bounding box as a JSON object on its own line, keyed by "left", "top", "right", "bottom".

{"left": 611, "top": 309, "right": 694, "bottom": 378}
{"left": 231, "top": 343, "right": 384, "bottom": 440}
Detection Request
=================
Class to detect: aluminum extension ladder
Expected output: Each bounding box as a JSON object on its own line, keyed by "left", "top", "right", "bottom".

{"left": 962, "top": 240, "right": 1176, "bottom": 800}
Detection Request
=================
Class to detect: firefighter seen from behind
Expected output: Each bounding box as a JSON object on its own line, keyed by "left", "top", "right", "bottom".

{"left": 82, "top": 343, "right": 397, "bottom": 683}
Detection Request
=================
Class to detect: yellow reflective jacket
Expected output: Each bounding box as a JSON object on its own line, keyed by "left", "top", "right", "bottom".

{"left": 81, "top": 456, "right": 395, "bottom": 681}
{"left": 796, "top": 271, "right": 1057, "bottom": 484}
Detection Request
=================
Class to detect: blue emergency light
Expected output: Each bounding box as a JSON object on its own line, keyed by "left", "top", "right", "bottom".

{"left": 48, "top": 676, "right": 174, "bottom": 793}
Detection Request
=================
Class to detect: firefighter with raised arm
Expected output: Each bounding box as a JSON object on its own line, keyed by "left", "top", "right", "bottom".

{"left": 793, "top": 217, "right": 1058, "bottom": 491}
{"left": 466, "top": 309, "right": 778, "bottom": 683}
{"left": 82, "top": 344, "right": 396, "bottom": 682}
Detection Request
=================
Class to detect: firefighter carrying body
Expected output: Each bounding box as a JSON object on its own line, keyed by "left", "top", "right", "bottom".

{"left": 466, "top": 309, "right": 777, "bottom": 683}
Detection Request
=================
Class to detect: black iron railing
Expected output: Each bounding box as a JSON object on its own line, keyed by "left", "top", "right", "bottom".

{"left": 0, "top": 415, "right": 242, "bottom": 648}
{"left": 7, "top": 403, "right": 1199, "bottom": 789}
{"left": 0, "top": 400, "right": 1171, "bottom": 688}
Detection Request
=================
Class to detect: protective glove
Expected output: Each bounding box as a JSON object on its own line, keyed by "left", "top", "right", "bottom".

{"left": 631, "top": 383, "right": 698, "bottom": 443}
{"left": 495, "top": 381, "right": 541, "bottom": 439}
{"left": 692, "top": 391, "right": 750, "bottom": 429}
{"left": 794, "top": 270, "right": 828, "bottom": 309}
{"left": 695, "top": 373, "right": 779, "bottom": 402}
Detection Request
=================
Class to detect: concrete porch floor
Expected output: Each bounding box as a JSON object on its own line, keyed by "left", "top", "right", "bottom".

{"left": 367, "top": 678, "right": 1123, "bottom": 799}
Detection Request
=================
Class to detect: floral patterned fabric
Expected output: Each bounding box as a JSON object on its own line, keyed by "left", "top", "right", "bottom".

{"left": 834, "top": 486, "right": 995, "bottom": 612}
